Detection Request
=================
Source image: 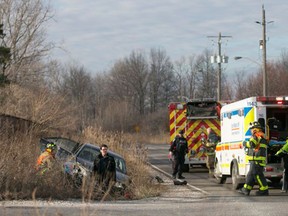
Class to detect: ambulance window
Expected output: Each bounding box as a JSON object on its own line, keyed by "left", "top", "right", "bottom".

{"left": 227, "top": 112, "right": 231, "bottom": 119}
{"left": 238, "top": 109, "right": 244, "bottom": 116}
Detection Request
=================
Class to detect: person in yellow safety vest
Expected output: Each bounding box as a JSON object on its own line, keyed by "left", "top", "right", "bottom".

{"left": 275, "top": 138, "right": 288, "bottom": 192}
{"left": 205, "top": 128, "right": 219, "bottom": 178}
{"left": 36, "top": 143, "right": 57, "bottom": 175}
{"left": 238, "top": 121, "right": 269, "bottom": 196}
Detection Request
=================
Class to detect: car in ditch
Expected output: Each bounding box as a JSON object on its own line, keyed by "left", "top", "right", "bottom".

{"left": 39, "top": 137, "right": 129, "bottom": 190}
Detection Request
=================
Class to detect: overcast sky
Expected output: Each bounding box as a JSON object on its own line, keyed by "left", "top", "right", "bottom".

{"left": 47, "top": 0, "right": 288, "bottom": 77}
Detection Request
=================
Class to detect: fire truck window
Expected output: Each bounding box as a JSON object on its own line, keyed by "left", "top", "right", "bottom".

{"left": 186, "top": 102, "right": 217, "bottom": 117}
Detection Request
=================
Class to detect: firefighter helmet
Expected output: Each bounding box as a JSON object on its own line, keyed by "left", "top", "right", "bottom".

{"left": 46, "top": 143, "right": 56, "bottom": 152}
{"left": 249, "top": 121, "right": 263, "bottom": 130}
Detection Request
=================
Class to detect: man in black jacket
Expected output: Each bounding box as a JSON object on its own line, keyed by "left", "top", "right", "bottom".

{"left": 93, "top": 144, "right": 116, "bottom": 192}
{"left": 169, "top": 130, "right": 188, "bottom": 179}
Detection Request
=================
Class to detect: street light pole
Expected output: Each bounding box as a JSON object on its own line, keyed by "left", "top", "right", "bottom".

{"left": 217, "top": 32, "right": 222, "bottom": 102}
{"left": 261, "top": 5, "right": 268, "bottom": 97}
{"left": 234, "top": 56, "right": 261, "bottom": 66}
{"left": 256, "top": 5, "right": 272, "bottom": 96}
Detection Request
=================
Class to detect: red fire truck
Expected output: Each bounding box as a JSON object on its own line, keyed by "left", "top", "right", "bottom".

{"left": 168, "top": 99, "right": 222, "bottom": 172}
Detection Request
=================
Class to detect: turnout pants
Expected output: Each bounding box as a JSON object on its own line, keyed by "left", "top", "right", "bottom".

{"left": 206, "top": 153, "right": 215, "bottom": 173}
{"left": 282, "top": 156, "right": 288, "bottom": 191}
{"left": 244, "top": 161, "right": 268, "bottom": 191}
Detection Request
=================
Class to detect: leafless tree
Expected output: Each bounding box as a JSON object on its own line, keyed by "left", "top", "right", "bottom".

{"left": 194, "top": 49, "right": 217, "bottom": 99}
{"left": 58, "top": 64, "right": 95, "bottom": 130}
{"left": 221, "top": 73, "right": 233, "bottom": 101}
{"left": 186, "top": 55, "right": 199, "bottom": 99}
{"left": 233, "top": 70, "right": 249, "bottom": 100}
{"left": 109, "top": 50, "right": 149, "bottom": 115}
{"left": 0, "top": 0, "right": 54, "bottom": 83}
{"left": 148, "top": 48, "right": 173, "bottom": 112}
{"left": 173, "top": 57, "right": 189, "bottom": 100}
{"left": 267, "top": 61, "right": 288, "bottom": 96}
{"left": 280, "top": 49, "right": 288, "bottom": 71}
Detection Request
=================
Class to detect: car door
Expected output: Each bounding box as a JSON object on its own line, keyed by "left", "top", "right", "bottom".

{"left": 76, "top": 145, "right": 100, "bottom": 171}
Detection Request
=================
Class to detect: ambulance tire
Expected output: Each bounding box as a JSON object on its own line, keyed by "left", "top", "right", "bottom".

{"left": 231, "top": 162, "right": 241, "bottom": 190}
{"left": 182, "top": 164, "right": 190, "bottom": 172}
{"left": 214, "top": 160, "right": 226, "bottom": 184}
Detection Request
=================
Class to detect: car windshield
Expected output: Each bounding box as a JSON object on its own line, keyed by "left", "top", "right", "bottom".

{"left": 77, "top": 146, "right": 99, "bottom": 162}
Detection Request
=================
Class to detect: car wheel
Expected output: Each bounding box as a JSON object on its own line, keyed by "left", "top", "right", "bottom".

{"left": 73, "top": 173, "right": 83, "bottom": 188}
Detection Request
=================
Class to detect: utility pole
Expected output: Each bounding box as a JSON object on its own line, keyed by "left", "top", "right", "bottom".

{"left": 255, "top": 5, "right": 267, "bottom": 96}
{"left": 256, "top": 5, "right": 272, "bottom": 96}
{"left": 208, "top": 32, "right": 231, "bottom": 101}
{"left": 262, "top": 5, "right": 267, "bottom": 97}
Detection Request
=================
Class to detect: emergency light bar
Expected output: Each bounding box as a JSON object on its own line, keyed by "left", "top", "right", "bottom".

{"left": 188, "top": 98, "right": 216, "bottom": 102}
{"left": 256, "top": 96, "right": 288, "bottom": 105}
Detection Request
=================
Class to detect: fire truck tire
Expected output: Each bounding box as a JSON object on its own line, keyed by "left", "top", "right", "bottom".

{"left": 231, "top": 162, "right": 241, "bottom": 190}
{"left": 214, "top": 160, "right": 226, "bottom": 184}
{"left": 183, "top": 164, "right": 190, "bottom": 172}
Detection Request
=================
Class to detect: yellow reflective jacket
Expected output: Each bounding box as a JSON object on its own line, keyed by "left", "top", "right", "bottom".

{"left": 244, "top": 131, "right": 267, "bottom": 166}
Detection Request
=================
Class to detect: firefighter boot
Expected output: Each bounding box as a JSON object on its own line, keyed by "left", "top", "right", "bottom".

{"left": 255, "top": 189, "right": 269, "bottom": 196}
{"left": 238, "top": 187, "right": 250, "bottom": 196}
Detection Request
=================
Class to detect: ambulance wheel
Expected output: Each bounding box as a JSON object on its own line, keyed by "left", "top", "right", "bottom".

{"left": 214, "top": 160, "right": 226, "bottom": 184}
{"left": 183, "top": 164, "right": 190, "bottom": 172}
{"left": 231, "top": 162, "right": 241, "bottom": 190}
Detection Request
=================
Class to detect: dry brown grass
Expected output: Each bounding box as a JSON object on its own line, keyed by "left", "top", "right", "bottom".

{"left": 0, "top": 84, "right": 168, "bottom": 201}
{"left": 0, "top": 125, "right": 164, "bottom": 201}
{"left": 0, "top": 84, "right": 79, "bottom": 131}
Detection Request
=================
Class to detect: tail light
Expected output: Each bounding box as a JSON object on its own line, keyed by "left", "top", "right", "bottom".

{"left": 265, "top": 166, "right": 274, "bottom": 172}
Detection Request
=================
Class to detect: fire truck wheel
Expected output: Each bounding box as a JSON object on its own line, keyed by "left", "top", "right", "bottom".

{"left": 182, "top": 164, "right": 190, "bottom": 172}
{"left": 231, "top": 162, "right": 241, "bottom": 190}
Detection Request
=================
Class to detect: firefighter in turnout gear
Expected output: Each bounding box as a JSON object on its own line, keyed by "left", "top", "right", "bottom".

{"left": 205, "top": 128, "right": 219, "bottom": 178}
{"left": 36, "top": 143, "right": 57, "bottom": 175}
{"left": 169, "top": 129, "right": 188, "bottom": 179}
{"left": 238, "top": 121, "right": 269, "bottom": 196}
{"left": 275, "top": 138, "right": 288, "bottom": 192}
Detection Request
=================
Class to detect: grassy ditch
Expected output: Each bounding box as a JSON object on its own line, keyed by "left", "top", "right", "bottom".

{"left": 0, "top": 125, "right": 165, "bottom": 201}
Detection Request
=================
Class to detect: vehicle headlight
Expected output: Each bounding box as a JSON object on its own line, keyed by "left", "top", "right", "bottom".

{"left": 114, "top": 182, "right": 125, "bottom": 189}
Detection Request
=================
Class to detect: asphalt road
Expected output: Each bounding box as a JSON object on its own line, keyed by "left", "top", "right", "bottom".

{"left": 147, "top": 143, "right": 287, "bottom": 197}
{"left": 1, "top": 143, "right": 288, "bottom": 216}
